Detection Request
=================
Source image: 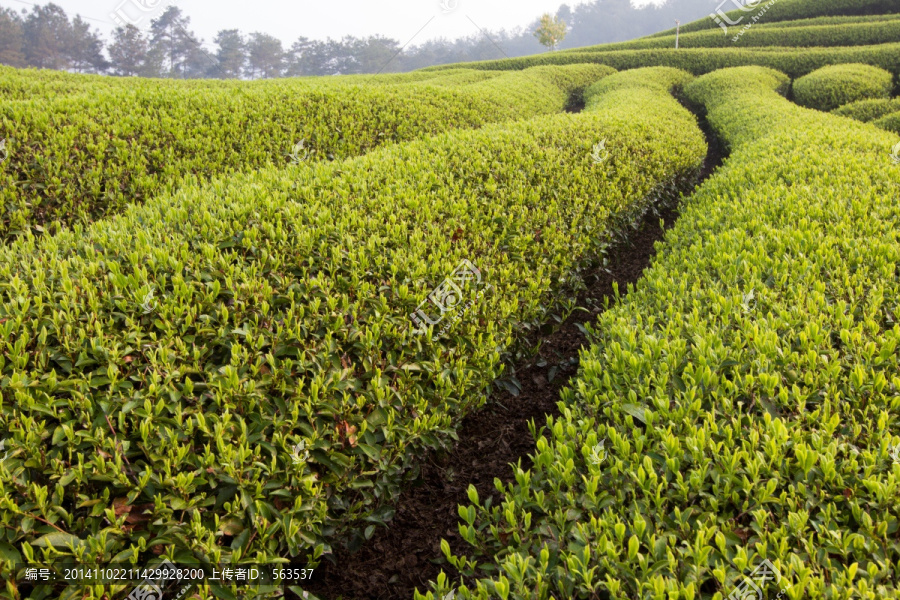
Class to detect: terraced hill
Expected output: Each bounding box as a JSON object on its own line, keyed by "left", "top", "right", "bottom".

{"left": 421, "top": 0, "right": 900, "bottom": 75}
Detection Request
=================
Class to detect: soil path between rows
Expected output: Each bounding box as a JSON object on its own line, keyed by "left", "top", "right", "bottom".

{"left": 300, "top": 115, "right": 724, "bottom": 600}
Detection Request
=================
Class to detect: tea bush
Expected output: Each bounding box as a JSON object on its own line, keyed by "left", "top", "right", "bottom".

{"left": 420, "top": 42, "right": 900, "bottom": 78}
{"left": 792, "top": 63, "right": 894, "bottom": 111}
{"left": 650, "top": 0, "right": 898, "bottom": 37}
{"left": 873, "top": 110, "right": 900, "bottom": 134}
{"left": 404, "top": 70, "right": 503, "bottom": 87}
{"left": 0, "top": 65, "right": 468, "bottom": 102}
{"left": 423, "top": 66, "right": 900, "bottom": 600}
{"left": 0, "top": 67, "right": 705, "bottom": 599}
{"left": 832, "top": 97, "right": 900, "bottom": 122}
{"left": 0, "top": 63, "right": 613, "bottom": 240}
{"left": 558, "top": 18, "right": 900, "bottom": 51}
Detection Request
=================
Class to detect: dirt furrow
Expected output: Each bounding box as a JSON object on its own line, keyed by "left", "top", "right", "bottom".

{"left": 300, "top": 116, "right": 724, "bottom": 600}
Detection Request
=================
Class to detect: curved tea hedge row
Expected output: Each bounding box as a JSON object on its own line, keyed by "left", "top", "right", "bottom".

{"left": 0, "top": 65, "right": 465, "bottom": 102}
{"left": 0, "top": 67, "right": 705, "bottom": 599}
{"left": 403, "top": 70, "right": 503, "bottom": 87}
{"left": 420, "top": 42, "right": 900, "bottom": 78}
{"left": 833, "top": 97, "right": 900, "bottom": 122}
{"left": 0, "top": 63, "right": 613, "bottom": 240}
{"left": 874, "top": 111, "right": 900, "bottom": 134}
{"left": 423, "top": 66, "right": 900, "bottom": 600}
{"left": 0, "top": 65, "right": 142, "bottom": 101}
{"left": 557, "top": 18, "right": 900, "bottom": 52}
{"left": 649, "top": 0, "right": 898, "bottom": 37}
{"left": 792, "top": 63, "right": 894, "bottom": 111}
{"left": 695, "top": 12, "right": 900, "bottom": 28}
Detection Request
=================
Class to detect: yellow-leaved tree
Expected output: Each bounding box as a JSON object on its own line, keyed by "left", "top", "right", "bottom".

{"left": 534, "top": 14, "right": 567, "bottom": 52}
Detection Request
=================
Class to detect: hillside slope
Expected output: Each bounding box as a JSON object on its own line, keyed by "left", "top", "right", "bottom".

{"left": 421, "top": 0, "right": 900, "bottom": 75}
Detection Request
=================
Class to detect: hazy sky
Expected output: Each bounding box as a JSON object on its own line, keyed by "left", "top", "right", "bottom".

{"left": 5, "top": 0, "right": 661, "bottom": 48}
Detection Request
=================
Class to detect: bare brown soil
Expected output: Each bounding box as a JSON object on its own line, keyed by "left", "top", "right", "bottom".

{"left": 299, "top": 119, "right": 724, "bottom": 600}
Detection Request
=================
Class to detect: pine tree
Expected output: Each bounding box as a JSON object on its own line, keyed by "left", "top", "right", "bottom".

{"left": 108, "top": 24, "right": 151, "bottom": 76}
{"left": 285, "top": 37, "right": 331, "bottom": 77}
{"left": 212, "top": 29, "right": 246, "bottom": 79}
{"left": 23, "top": 3, "right": 72, "bottom": 69}
{"left": 0, "top": 7, "right": 26, "bottom": 67}
{"left": 356, "top": 35, "right": 401, "bottom": 74}
{"left": 246, "top": 32, "right": 284, "bottom": 79}
{"left": 68, "top": 15, "right": 107, "bottom": 73}
{"left": 148, "top": 7, "right": 204, "bottom": 78}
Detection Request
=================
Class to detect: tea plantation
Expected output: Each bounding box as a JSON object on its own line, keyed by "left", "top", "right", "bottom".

{"left": 0, "top": 0, "right": 898, "bottom": 598}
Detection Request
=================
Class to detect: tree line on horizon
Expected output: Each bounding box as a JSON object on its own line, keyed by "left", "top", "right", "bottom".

{"left": 0, "top": 0, "right": 719, "bottom": 79}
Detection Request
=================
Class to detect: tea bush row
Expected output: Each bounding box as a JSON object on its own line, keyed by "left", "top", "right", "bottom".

{"left": 0, "top": 67, "right": 706, "bottom": 599}
{"left": 0, "top": 65, "right": 473, "bottom": 102}
{"left": 874, "top": 111, "right": 900, "bottom": 134}
{"left": 423, "top": 66, "right": 900, "bottom": 600}
{"left": 0, "top": 64, "right": 612, "bottom": 240}
{"left": 420, "top": 42, "right": 900, "bottom": 79}
{"left": 559, "top": 18, "right": 900, "bottom": 52}
{"left": 833, "top": 97, "right": 900, "bottom": 122}
{"left": 649, "top": 0, "right": 898, "bottom": 37}
{"left": 792, "top": 63, "right": 894, "bottom": 111}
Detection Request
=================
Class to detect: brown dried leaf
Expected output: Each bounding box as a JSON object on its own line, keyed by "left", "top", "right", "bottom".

{"left": 112, "top": 497, "right": 132, "bottom": 519}
{"left": 125, "top": 504, "right": 154, "bottom": 525}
